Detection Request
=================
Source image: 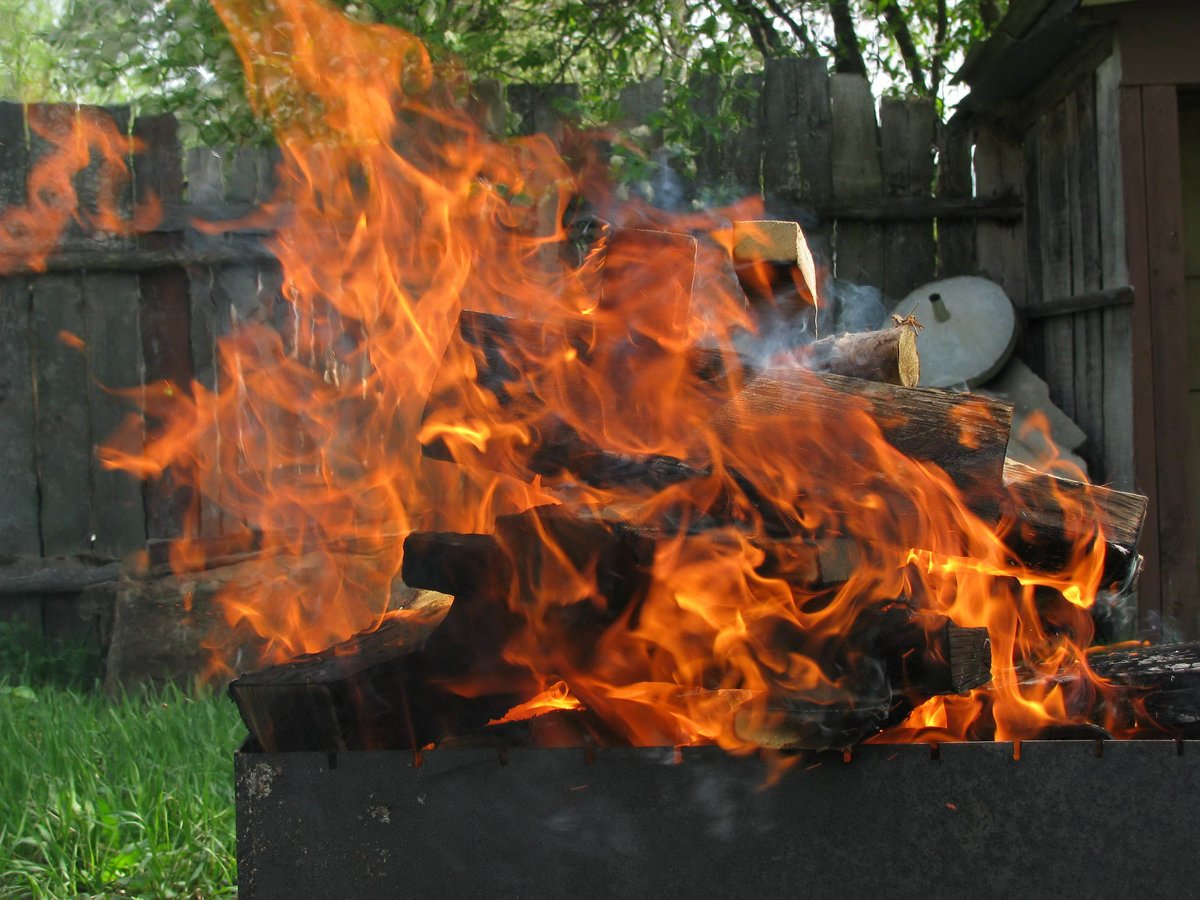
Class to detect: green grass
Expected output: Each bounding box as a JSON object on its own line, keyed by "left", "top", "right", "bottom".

{"left": 0, "top": 634, "right": 242, "bottom": 898}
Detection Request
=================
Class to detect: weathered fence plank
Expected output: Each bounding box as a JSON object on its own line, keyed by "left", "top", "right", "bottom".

{"left": 974, "top": 125, "right": 1027, "bottom": 309}
{"left": 1036, "top": 102, "right": 1075, "bottom": 419}
{"left": 508, "top": 83, "right": 579, "bottom": 142}
{"left": 936, "top": 119, "right": 975, "bottom": 276}
{"left": 0, "top": 278, "right": 39, "bottom": 556}
{"left": 85, "top": 270, "right": 146, "bottom": 557}
{"left": 31, "top": 275, "right": 92, "bottom": 555}
{"left": 1069, "top": 77, "right": 1105, "bottom": 475}
{"left": 830, "top": 73, "right": 884, "bottom": 287}
{"left": 0, "top": 102, "right": 40, "bottom": 556}
{"left": 879, "top": 97, "right": 936, "bottom": 300}
{"left": 1096, "top": 51, "right": 1134, "bottom": 491}
{"left": 184, "top": 149, "right": 226, "bottom": 538}
{"left": 134, "top": 113, "right": 192, "bottom": 540}
{"left": 761, "top": 57, "right": 832, "bottom": 206}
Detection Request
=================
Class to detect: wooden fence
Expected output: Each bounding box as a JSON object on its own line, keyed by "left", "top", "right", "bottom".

{"left": 0, "top": 60, "right": 1029, "bottom": 577}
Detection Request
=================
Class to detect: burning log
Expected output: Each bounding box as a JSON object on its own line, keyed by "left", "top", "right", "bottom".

{"left": 401, "top": 506, "right": 993, "bottom": 751}
{"left": 229, "top": 593, "right": 467, "bottom": 752}
{"left": 1086, "top": 642, "right": 1200, "bottom": 737}
{"left": 421, "top": 310, "right": 1007, "bottom": 499}
{"left": 1000, "top": 459, "right": 1146, "bottom": 590}
{"left": 735, "top": 617, "right": 992, "bottom": 751}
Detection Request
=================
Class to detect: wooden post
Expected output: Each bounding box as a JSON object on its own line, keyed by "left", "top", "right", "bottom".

{"left": 1141, "top": 85, "right": 1197, "bottom": 637}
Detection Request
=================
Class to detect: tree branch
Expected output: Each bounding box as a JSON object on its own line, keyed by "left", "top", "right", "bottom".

{"left": 876, "top": 0, "right": 927, "bottom": 94}
{"left": 931, "top": 0, "right": 947, "bottom": 98}
{"left": 827, "top": 0, "right": 868, "bottom": 77}
{"left": 761, "top": 0, "right": 818, "bottom": 55}
{"left": 727, "top": 0, "right": 786, "bottom": 57}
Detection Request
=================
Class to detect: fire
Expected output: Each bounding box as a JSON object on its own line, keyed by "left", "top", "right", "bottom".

{"left": 10, "top": 0, "right": 1135, "bottom": 747}
{"left": 0, "top": 105, "right": 160, "bottom": 274}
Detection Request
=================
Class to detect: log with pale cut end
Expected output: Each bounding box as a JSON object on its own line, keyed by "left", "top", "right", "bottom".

{"left": 793, "top": 326, "right": 920, "bottom": 386}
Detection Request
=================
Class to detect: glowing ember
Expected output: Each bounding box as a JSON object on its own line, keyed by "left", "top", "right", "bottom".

{"left": 6, "top": 0, "right": 1148, "bottom": 749}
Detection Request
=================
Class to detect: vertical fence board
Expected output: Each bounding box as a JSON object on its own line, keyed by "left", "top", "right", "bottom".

{"left": 0, "top": 278, "right": 39, "bottom": 555}
{"left": 1037, "top": 103, "right": 1075, "bottom": 419}
{"left": 85, "top": 271, "right": 146, "bottom": 557}
{"left": 0, "top": 102, "right": 40, "bottom": 556}
{"left": 31, "top": 275, "right": 92, "bottom": 555}
{"left": 687, "top": 73, "right": 724, "bottom": 190}
{"left": 185, "top": 149, "right": 226, "bottom": 537}
{"left": 829, "top": 73, "right": 884, "bottom": 287}
{"left": 134, "top": 113, "right": 192, "bottom": 540}
{"left": 761, "top": 57, "right": 832, "bottom": 206}
{"left": 1096, "top": 50, "right": 1134, "bottom": 492}
{"left": 880, "top": 97, "right": 936, "bottom": 300}
{"left": 618, "top": 77, "right": 664, "bottom": 131}
{"left": 728, "top": 73, "right": 763, "bottom": 194}
{"left": 973, "top": 125, "right": 1027, "bottom": 310}
{"left": 936, "top": 120, "right": 975, "bottom": 277}
{"left": 1070, "top": 77, "right": 1105, "bottom": 475}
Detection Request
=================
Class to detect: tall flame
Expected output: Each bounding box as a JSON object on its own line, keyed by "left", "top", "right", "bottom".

{"left": 31, "top": 0, "right": 1130, "bottom": 746}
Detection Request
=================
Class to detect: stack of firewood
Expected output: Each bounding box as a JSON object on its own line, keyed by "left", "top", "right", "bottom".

{"left": 230, "top": 222, "right": 1190, "bottom": 754}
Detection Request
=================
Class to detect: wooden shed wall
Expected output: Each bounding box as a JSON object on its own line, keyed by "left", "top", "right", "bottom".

{"left": 973, "top": 53, "right": 1134, "bottom": 492}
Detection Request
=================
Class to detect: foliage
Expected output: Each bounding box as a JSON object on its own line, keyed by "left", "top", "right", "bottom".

{"left": 0, "top": 680, "right": 241, "bottom": 898}
{"left": 0, "top": 0, "right": 61, "bottom": 102}
{"left": 0, "top": 620, "right": 102, "bottom": 691}
{"left": 7, "top": 0, "right": 1007, "bottom": 145}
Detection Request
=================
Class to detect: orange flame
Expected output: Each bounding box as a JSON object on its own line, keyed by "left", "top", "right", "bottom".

{"left": 0, "top": 105, "right": 160, "bottom": 273}
{"left": 6, "top": 0, "right": 1133, "bottom": 747}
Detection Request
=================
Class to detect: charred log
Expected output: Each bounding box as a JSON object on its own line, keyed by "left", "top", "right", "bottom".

{"left": 1087, "top": 642, "right": 1200, "bottom": 737}
{"left": 999, "top": 459, "right": 1146, "bottom": 590}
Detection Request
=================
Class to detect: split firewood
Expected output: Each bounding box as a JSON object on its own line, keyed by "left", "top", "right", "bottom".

{"left": 999, "top": 459, "right": 1146, "bottom": 590}
{"left": 731, "top": 219, "right": 819, "bottom": 305}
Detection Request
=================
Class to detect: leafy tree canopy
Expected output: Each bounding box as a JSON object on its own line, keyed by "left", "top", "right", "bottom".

{"left": 4, "top": 0, "right": 1007, "bottom": 144}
